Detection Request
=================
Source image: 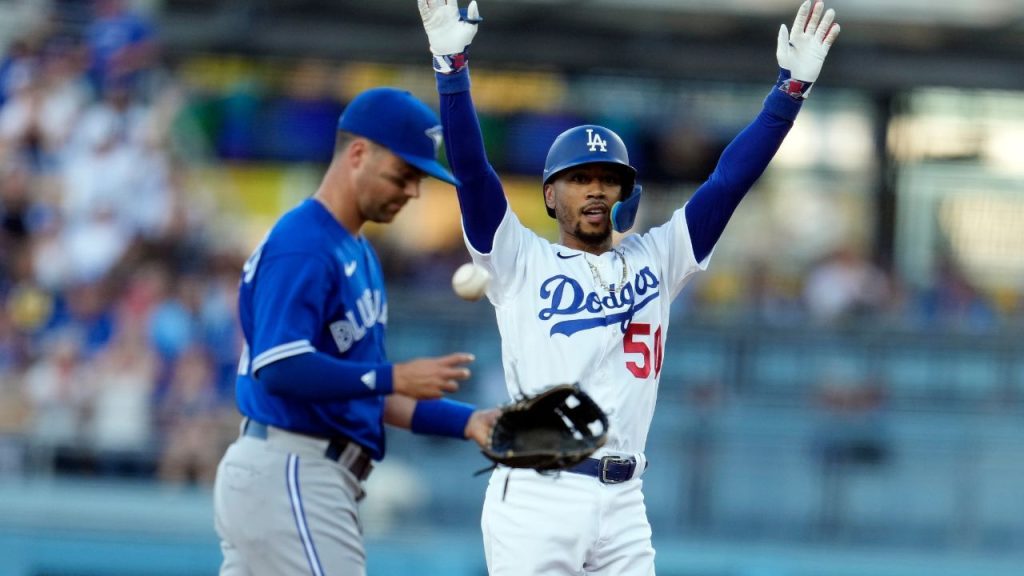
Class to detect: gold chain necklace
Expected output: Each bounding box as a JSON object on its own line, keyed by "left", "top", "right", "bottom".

{"left": 584, "top": 249, "right": 628, "bottom": 294}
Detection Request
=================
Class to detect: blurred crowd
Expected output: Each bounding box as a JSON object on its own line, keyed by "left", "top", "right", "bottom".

{"left": 0, "top": 0, "right": 242, "bottom": 484}
{"left": 0, "top": 1, "right": 1010, "bottom": 488}
{"left": 699, "top": 246, "right": 1001, "bottom": 332}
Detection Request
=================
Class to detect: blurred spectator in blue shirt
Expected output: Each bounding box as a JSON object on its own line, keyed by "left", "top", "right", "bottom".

{"left": 0, "top": 40, "right": 36, "bottom": 107}
{"left": 85, "top": 0, "right": 157, "bottom": 93}
{"left": 914, "top": 257, "right": 997, "bottom": 332}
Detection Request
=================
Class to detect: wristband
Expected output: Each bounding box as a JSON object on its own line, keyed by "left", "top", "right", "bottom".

{"left": 763, "top": 84, "right": 802, "bottom": 123}
{"left": 411, "top": 398, "right": 475, "bottom": 439}
{"left": 433, "top": 50, "right": 470, "bottom": 75}
{"left": 775, "top": 68, "right": 813, "bottom": 100}
{"left": 436, "top": 67, "right": 471, "bottom": 94}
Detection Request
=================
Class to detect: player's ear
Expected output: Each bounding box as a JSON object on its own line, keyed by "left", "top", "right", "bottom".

{"left": 543, "top": 183, "right": 556, "bottom": 212}
{"left": 346, "top": 138, "right": 372, "bottom": 169}
{"left": 340, "top": 138, "right": 358, "bottom": 162}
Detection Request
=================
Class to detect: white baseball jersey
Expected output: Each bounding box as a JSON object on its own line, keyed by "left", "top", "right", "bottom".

{"left": 466, "top": 204, "right": 708, "bottom": 456}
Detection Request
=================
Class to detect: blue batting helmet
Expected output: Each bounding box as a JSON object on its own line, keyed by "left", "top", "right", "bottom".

{"left": 542, "top": 125, "right": 640, "bottom": 231}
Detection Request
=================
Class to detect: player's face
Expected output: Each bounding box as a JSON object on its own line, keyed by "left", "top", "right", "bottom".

{"left": 545, "top": 164, "right": 624, "bottom": 248}
{"left": 357, "top": 144, "right": 426, "bottom": 223}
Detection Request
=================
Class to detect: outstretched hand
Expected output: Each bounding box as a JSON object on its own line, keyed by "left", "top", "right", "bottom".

{"left": 776, "top": 1, "right": 840, "bottom": 96}
{"left": 418, "top": 0, "right": 482, "bottom": 73}
{"left": 393, "top": 353, "right": 474, "bottom": 400}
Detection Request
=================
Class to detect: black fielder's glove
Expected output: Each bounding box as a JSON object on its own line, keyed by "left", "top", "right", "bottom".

{"left": 482, "top": 384, "right": 609, "bottom": 471}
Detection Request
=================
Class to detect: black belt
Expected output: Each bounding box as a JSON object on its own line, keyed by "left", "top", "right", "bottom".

{"left": 243, "top": 419, "right": 374, "bottom": 482}
{"left": 567, "top": 455, "right": 644, "bottom": 484}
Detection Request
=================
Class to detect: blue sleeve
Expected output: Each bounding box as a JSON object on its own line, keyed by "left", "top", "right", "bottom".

{"left": 437, "top": 68, "right": 507, "bottom": 254}
{"left": 257, "top": 352, "right": 394, "bottom": 400}
{"left": 249, "top": 252, "right": 333, "bottom": 369}
{"left": 411, "top": 398, "right": 475, "bottom": 439}
{"left": 684, "top": 88, "right": 803, "bottom": 263}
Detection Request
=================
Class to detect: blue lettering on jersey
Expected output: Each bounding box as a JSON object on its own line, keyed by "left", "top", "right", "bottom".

{"left": 329, "top": 288, "right": 388, "bottom": 353}
{"left": 538, "top": 266, "right": 660, "bottom": 336}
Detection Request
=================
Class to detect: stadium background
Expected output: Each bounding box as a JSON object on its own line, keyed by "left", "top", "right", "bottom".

{"left": 1, "top": 0, "right": 1024, "bottom": 574}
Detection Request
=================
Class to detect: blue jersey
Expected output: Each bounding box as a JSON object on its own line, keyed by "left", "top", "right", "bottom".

{"left": 234, "top": 198, "right": 389, "bottom": 458}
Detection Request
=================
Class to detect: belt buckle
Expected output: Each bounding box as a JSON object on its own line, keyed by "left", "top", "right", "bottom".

{"left": 599, "top": 455, "right": 631, "bottom": 484}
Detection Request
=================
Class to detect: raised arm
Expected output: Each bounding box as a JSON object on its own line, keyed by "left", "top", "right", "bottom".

{"left": 685, "top": 0, "right": 840, "bottom": 263}
{"left": 419, "top": 0, "right": 507, "bottom": 254}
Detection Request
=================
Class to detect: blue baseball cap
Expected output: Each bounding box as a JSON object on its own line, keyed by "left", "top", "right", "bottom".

{"left": 337, "top": 87, "right": 459, "bottom": 187}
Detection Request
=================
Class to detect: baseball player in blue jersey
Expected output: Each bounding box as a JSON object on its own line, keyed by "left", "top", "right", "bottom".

{"left": 419, "top": 1, "right": 839, "bottom": 574}
{"left": 213, "top": 87, "right": 500, "bottom": 576}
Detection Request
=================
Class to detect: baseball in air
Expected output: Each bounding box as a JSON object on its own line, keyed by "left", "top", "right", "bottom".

{"left": 452, "top": 263, "right": 490, "bottom": 301}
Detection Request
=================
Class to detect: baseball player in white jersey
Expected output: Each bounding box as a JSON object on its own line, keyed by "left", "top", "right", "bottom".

{"left": 419, "top": 1, "right": 840, "bottom": 573}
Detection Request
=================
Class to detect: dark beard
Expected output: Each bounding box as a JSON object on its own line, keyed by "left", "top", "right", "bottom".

{"left": 574, "top": 222, "right": 611, "bottom": 247}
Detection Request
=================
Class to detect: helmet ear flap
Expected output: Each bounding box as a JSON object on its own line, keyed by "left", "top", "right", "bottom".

{"left": 611, "top": 185, "right": 643, "bottom": 233}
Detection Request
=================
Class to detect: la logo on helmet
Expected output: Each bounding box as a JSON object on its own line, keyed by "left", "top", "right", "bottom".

{"left": 586, "top": 129, "right": 608, "bottom": 152}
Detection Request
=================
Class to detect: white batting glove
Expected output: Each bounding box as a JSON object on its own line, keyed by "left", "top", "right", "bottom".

{"left": 418, "top": 0, "right": 482, "bottom": 74}
{"left": 775, "top": 1, "right": 840, "bottom": 99}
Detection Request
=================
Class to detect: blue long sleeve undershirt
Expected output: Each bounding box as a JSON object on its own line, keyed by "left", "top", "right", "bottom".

{"left": 438, "top": 70, "right": 507, "bottom": 254}
{"left": 260, "top": 354, "right": 474, "bottom": 439}
{"left": 437, "top": 67, "right": 802, "bottom": 262}
{"left": 684, "top": 88, "right": 801, "bottom": 262}
{"left": 257, "top": 352, "right": 394, "bottom": 401}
